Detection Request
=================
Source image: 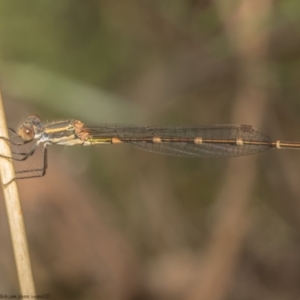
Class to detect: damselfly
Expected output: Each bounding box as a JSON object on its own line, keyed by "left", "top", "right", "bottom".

{"left": 2, "top": 114, "right": 300, "bottom": 181}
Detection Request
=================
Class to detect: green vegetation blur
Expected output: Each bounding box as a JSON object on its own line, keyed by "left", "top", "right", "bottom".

{"left": 1, "top": 1, "right": 300, "bottom": 300}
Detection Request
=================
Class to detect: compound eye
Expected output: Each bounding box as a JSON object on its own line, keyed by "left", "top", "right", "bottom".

{"left": 27, "top": 114, "right": 41, "bottom": 125}
{"left": 18, "top": 125, "right": 35, "bottom": 141}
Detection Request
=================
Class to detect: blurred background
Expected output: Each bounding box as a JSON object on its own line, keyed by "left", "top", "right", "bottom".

{"left": 0, "top": 0, "right": 300, "bottom": 299}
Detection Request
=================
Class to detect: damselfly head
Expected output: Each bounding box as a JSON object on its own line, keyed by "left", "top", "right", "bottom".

{"left": 17, "top": 114, "right": 44, "bottom": 141}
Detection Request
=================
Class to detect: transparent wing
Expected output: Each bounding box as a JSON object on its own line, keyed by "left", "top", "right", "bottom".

{"left": 84, "top": 124, "right": 272, "bottom": 158}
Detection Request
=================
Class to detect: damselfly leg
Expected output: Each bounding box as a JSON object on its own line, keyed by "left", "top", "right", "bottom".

{"left": 0, "top": 127, "right": 48, "bottom": 184}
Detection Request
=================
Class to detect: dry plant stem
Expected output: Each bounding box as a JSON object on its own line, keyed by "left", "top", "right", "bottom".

{"left": 0, "top": 90, "right": 35, "bottom": 294}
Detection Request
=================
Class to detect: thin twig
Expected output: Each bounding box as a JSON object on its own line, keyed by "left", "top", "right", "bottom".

{"left": 0, "top": 88, "right": 35, "bottom": 294}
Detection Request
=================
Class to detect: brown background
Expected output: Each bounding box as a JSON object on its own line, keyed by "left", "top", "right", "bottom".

{"left": 0, "top": 1, "right": 300, "bottom": 299}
